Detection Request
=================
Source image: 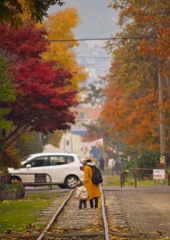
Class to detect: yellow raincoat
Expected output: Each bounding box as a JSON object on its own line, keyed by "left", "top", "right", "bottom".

{"left": 83, "top": 163, "right": 101, "bottom": 200}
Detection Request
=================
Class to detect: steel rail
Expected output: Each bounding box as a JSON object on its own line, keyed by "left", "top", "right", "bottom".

{"left": 36, "top": 189, "right": 74, "bottom": 240}
{"left": 100, "top": 185, "right": 110, "bottom": 240}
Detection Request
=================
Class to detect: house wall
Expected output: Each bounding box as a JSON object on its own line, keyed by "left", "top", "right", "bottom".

{"left": 43, "top": 132, "right": 84, "bottom": 158}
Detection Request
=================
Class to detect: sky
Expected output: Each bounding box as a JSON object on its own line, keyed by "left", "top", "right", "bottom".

{"left": 48, "top": 0, "right": 121, "bottom": 85}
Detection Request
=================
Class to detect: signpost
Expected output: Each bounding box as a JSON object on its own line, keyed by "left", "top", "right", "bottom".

{"left": 153, "top": 169, "right": 165, "bottom": 180}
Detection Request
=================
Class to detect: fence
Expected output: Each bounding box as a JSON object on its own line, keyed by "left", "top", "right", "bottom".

{"left": 120, "top": 168, "right": 170, "bottom": 188}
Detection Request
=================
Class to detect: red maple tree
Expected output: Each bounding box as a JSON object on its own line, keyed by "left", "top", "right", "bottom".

{"left": 0, "top": 21, "right": 78, "bottom": 166}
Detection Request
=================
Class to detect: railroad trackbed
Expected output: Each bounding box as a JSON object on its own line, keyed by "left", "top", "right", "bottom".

{"left": 1, "top": 186, "right": 170, "bottom": 240}
{"left": 38, "top": 189, "right": 105, "bottom": 240}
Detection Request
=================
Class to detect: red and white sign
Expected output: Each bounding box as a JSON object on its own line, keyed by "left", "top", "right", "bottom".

{"left": 153, "top": 169, "right": 165, "bottom": 180}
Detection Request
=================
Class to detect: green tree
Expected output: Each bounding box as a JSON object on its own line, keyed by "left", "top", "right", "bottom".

{"left": 0, "top": 52, "right": 16, "bottom": 139}
{"left": 125, "top": 149, "right": 160, "bottom": 179}
{"left": 0, "top": 0, "right": 64, "bottom": 27}
{"left": 16, "top": 132, "right": 43, "bottom": 158}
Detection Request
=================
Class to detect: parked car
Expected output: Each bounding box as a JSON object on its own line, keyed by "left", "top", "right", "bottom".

{"left": 8, "top": 153, "right": 84, "bottom": 189}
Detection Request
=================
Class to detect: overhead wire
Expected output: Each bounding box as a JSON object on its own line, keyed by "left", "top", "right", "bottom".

{"left": 49, "top": 35, "right": 157, "bottom": 42}
{"left": 49, "top": 36, "right": 154, "bottom": 69}
{"left": 48, "top": 35, "right": 155, "bottom": 63}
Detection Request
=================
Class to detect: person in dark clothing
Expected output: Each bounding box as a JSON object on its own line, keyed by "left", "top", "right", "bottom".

{"left": 98, "top": 156, "right": 105, "bottom": 171}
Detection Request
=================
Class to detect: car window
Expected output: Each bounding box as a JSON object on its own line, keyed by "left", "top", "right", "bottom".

{"left": 21, "top": 155, "right": 75, "bottom": 168}
{"left": 50, "top": 156, "right": 65, "bottom": 165}
{"left": 50, "top": 155, "right": 74, "bottom": 165}
{"left": 22, "top": 156, "right": 50, "bottom": 168}
{"left": 65, "top": 156, "right": 74, "bottom": 163}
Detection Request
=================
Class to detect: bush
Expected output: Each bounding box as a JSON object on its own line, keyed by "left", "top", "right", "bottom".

{"left": 2, "top": 182, "right": 25, "bottom": 199}
{"left": 124, "top": 149, "right": 160, "bottom": 178}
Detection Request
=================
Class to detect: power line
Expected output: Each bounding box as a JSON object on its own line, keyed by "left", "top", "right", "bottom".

{"left": 74, "top": 55, "right": 112, "bottom": 60}
{"left": 49, "top": 54, "right": 112, "bottom": 60}
{"left": 49, "top": 35, "right": 157, "bottom": 42}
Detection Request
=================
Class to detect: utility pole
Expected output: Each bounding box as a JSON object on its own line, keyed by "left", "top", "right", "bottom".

{"left": 158, "top": 62, "right": 166, "bottom": 166}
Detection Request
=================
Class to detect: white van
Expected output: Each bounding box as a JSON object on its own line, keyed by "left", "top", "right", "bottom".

{"left": 8, "top": 153, "right": 84, "bottom": 189}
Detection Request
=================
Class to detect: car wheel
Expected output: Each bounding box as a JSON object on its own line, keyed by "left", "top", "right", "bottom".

{"left": 58, "top": 184, "right": 67, "bottom": 189}
{"left": 10, "top": 176, "right": 22, "bottom": 183}
{"left": 65, "top": 175, "right": 79, "bottom": 189}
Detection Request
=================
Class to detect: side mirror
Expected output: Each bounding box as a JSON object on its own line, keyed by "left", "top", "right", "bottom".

{"left": 26, "top": 164, "right": 31, "bottom": 169}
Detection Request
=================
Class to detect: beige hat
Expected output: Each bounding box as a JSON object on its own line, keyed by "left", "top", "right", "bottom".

{"left": 82, "top": 154, "right": 91, "bottom": 162}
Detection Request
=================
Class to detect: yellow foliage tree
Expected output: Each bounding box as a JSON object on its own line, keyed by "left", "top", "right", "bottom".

{"left": 41, "top": 8, "right": 88, "bottom": 90}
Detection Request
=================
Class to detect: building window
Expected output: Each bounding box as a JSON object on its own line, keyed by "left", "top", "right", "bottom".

{"left": 80, "top": 112, "right": 87, "bottom": 119}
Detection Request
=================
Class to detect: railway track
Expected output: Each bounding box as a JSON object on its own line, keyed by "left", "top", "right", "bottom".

{"left": 36, "top": 186, "right": 109, "bottom": 240}
{"left": 33, "top": 187, "right": 134, "bottom": 240}
{"left": 34, "top": 188, "right": 141, "bottom": 240}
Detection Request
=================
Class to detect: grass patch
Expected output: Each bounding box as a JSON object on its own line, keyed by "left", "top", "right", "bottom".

{"left": 102, "top": 174, "right": 169, "bottom": 187}
{"left": 0, "top": 192, "right": 59, "bottom": 233}
{"left": 102, "top": 174, "right": 121, "bottom": 186}
{"left": 137, "top": 178, "right": 168, "bottom": 186}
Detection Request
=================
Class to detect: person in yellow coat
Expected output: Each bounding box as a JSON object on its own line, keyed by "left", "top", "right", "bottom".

{"left": 82, "top": 154, "right": 101, "bottom": 209}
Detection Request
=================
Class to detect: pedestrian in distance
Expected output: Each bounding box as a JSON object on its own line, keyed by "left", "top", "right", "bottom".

{"left": 98, "top": 155, "right": 105, "bottom": 171}
{"left": 82, "top": 154, "right": 101, "bottom": 209}
{"left": 75, "top": 180, "right": 88, "bottom": 210}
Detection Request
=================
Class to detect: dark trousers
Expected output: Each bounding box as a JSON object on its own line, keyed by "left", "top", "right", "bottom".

{"left": 79, "top": 200, "right": 87, "bottom": 209}
{"left": 89, "top": 197, "right": 98, "bottom": 209}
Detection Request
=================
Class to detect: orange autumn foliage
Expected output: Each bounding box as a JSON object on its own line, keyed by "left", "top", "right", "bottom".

{"left": 101, "top": 79, "right": 159, "bottom": 151}
{"left": 104, "top": 0, "right": 170, "bottom": 152}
